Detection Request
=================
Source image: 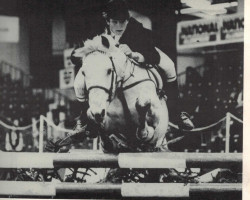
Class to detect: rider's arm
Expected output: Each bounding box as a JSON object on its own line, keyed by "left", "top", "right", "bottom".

{"left": 135, "top": 28, "right": 160, "bottom": 65}
{"left": 119, "top": 18, "right": 160, "bottom": 65}
{"left": 131, "top": 52, "right": 145, "bottom": 63}
{"left": 119, "top": 44, "right": 145, "bottom": 63}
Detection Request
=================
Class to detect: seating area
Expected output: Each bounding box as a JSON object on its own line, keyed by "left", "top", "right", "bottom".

{"left": 0, "top": 61, "right": 75, "bottom": 152}
{"left": 0, "top": 61, "right": 76, "bottom": 125}
{"left": 172, "top": 55, "right": 243, "bottom": 153}
{"left": 180, "top": 55, "right": 243, "bottom": 126}
{"left": 0, "top": 75, "right": 47, "bottom": 125}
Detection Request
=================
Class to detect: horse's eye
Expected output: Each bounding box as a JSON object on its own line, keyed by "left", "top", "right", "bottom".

{"left": 107, "top": 68, "right": 112, "bottom": 75}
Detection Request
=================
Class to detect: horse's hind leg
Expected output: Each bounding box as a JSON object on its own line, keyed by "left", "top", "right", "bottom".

{"left": 135, "top": 97, "right": 155, "bottom": 142}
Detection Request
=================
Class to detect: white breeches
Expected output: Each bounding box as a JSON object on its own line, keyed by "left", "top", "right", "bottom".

{"left": 155, "top": 47, "right": 177, "bottom": 83}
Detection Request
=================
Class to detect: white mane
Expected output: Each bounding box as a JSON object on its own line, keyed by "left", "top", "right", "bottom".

{"left": 83, "top": 35, "right": 107, "bottom": 55}
{"left": 73, "top": 34, "right": 117, "bottom": 59}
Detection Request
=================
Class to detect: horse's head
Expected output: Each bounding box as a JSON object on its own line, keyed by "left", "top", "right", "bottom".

{"left": 77, "top": 35, "right": 127, "bottom": 124}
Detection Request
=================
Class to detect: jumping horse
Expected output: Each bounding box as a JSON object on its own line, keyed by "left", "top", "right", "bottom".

{"left": 74, "top": 35, "right": 169, "bottom": 153}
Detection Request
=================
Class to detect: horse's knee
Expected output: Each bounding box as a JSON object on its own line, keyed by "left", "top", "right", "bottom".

{"left": 136, "top": 96, "right": 151, "bottom": 109}
{"left": 136, "top": 97, "right": 151, "bottom": 115}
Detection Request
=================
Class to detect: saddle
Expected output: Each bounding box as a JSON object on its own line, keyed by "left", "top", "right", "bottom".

{"left": 129, "top": 58, "right": 163, "bottom": 93}
{"left": 147, "top": 66, "right": 163, "bottom": 91}
{"left": 137, "top": 62, "right": 165, "bottom": 99}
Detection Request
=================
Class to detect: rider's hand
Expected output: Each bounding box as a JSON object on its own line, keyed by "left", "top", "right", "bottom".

{"left": 119, "top": 44, "right": 145, "bottom": 63}
{"left": 119, "top": 44, "right": 133, "bottom": 57}
{"left": 131, "top": 52, "right": 145, "bottom": 63}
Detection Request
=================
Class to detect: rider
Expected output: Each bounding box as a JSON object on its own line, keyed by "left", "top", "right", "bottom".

{"left": 72, "top": 0, "right": 194, "bottom": 133}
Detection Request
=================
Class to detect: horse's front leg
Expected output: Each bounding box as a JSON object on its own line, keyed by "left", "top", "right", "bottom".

{"left": 99, "top": 131, "right": 114, "bottom": 153}
{"left": 135, "top": 95, "right": 160, "bottom": 143}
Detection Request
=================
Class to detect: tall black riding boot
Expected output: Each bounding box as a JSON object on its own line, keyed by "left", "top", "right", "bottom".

{"left": 164, "top": 80, "right": 194, "bottom": 130}
{"left": 73, "top": 102, "right": 89, "bottom": 134}
{"left": 73, "top": 102, "right": 99, "bottom": 138}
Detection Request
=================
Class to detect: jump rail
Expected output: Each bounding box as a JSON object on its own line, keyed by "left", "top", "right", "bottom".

{"left": 0, "top": 181, "right": 241, "bottom": 197}
{"left": 0, "top": 152, "right": 242, "bottom": 169}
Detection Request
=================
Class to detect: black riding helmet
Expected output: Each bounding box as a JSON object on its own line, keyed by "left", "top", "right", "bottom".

{"left": 105, "top": 0, "right": 130, "bottom": 20}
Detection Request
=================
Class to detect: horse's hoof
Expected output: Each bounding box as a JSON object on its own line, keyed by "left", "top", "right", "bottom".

{"left": 136, "top": 126, "right": 154, "bottom": 142}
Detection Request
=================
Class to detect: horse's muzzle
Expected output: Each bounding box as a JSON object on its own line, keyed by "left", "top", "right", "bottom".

{"left": 88, "top": 108, "right": 105, "bottom": 124}
{"left": 94, "top": 109, "right": 105, "bottom": 123}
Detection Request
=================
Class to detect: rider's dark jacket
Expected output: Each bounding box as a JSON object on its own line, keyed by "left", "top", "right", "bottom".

{"left": 116, "top": 17, "right": 160, "bottom": 65}
{"left": 71, "top": 17, "right": 160, "bottom": 67}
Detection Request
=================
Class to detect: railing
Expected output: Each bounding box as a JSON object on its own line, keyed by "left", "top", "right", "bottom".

{"left": 37, "top": 112, "right": 243, "bottom": 153}
{"left": 0, "top": 152, "right": 242, "bottom": 169}
{"left": 0, "top": 151, "right": 242, "bottom": 197}
{"left": 0, "top": 181, "right": 242, "bottom": 198}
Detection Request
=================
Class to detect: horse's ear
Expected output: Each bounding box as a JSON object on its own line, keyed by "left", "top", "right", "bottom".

{"left": 72, "top": 47, "right": 86, "bottom": 58}
{"left": 101, "top": 36, "right": 110, "bottom": 49}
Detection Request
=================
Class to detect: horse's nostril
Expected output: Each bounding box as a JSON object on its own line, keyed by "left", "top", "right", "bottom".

{"left": 95, "top": 113, "right": 103, "bottom": 123}
{"left": 101, "top": 109, "right": 105, "bottom": 117}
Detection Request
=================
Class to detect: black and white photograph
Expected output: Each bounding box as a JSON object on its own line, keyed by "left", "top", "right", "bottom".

{"left": 0, "top": 0, "right": 247, "bottom": 199}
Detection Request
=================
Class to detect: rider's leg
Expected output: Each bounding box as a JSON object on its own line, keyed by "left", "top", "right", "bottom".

{"left": 74, "top": 67, "right": 87, "bottom": 103}
{"left": 73, "top": 68, "right": 88, "bottom": 134}
{"left": 73, "top": 68, "right": 100, "bottom": 137}
{"left": 155, "top": 47, "right": 194, "bottom": 130}
{"left": 73, "top": 101, "right": 89, "bottom": 134}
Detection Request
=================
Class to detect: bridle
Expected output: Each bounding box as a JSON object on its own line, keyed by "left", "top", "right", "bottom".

{"left": 86, "top": 55, "right": 117, "bottom": 102}
{"left": 86, "top": 51, "right": 156, "bottom": 103}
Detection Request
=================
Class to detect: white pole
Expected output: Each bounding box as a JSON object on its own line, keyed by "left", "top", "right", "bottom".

{"left": 225, "top": 112, "right": 231, "bottom": 153}
{"left": 93, "top": 138, "right": 98, "bottom": 150}
{"left": 98, "top": 136, "right": 102, "bottom": 151}
{"left": 46, "top": 112, "right": 53, "bottom": 139}
{"left": 39, "top": 115, "right": 44, "bottom": 153}
{"left": 32, "top": 118, "right": 39, "bottom": 149}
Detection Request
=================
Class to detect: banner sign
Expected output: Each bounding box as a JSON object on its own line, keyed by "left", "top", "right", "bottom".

{"left": 177, "top": 14, "right": 244, "bottom": 50}
{"left": 220, "top": 14, "right": 244, "bottom": 43}
{"left": 63, "top": 48, "right": 75, "bottom": 68}
{"left": 0, "top": 16, "right": 19, "bottom": 43}
{"left": 178, "top": 19, "right": 219, "bottom": 48}
{"left": 59, "top": 67, "right": 75, "bottom": 89}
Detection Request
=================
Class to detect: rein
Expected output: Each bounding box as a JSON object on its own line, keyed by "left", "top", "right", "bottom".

{"left": 122, "top": 78, "right": 154, "bottom": 91}
{"left": 87, "top": 54, "right": 155, "bottom": 103}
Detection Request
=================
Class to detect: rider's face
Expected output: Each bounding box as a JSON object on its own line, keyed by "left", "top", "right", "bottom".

{"left": 108, "top": 18, "right": 128, "bottom": 36}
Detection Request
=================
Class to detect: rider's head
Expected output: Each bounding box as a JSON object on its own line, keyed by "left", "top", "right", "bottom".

{"left": 105, "top": 0, "right": 130, "bottom": 36}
